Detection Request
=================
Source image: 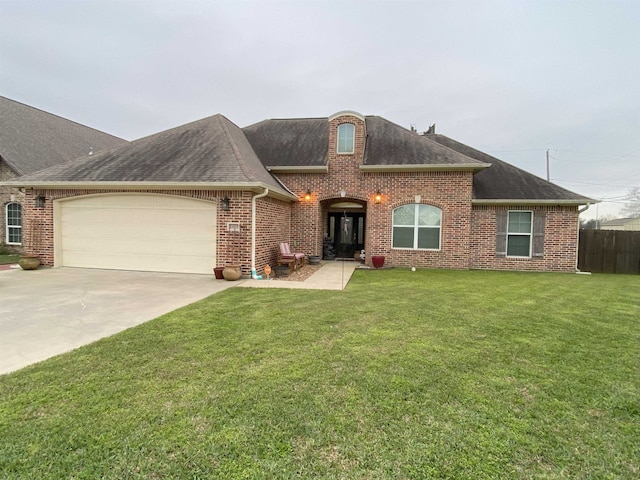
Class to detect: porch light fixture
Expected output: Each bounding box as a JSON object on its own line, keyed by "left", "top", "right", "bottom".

{"left": 35, "top": 195, "right": 46, "bottom": 208}
{"left": 220, "top": 197, "right": 230, "bottom": 211}
{"left": 304, "top": 190, "right": 312, "bottom": 202}
{"left": 374, "top": 190, "right": 382, "bottom": 204}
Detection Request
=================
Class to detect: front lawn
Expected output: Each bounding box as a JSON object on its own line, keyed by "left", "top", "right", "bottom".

{"left": 1, "top": 270, "right": 638, "bottom": 479}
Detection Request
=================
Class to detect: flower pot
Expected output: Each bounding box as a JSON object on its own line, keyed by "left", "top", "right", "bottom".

{"left": 308, "top": 255, "right": 321, "bottom": 265}
{"left": 18, "top": 256, "right": 40, "bottom": 270}
{"left": 222, "top": 265, "right": 242, "bottom": 281}
{"left": 213, "top": 267, "right": 225, "bottom": 279}
{"left": 273, "top": 265, "right": 290, "bottom": 277}
{"left": 371, "top": 255, "right": 385, "bottom": 268}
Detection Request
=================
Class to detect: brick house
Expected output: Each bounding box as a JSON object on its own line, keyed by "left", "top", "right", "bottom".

{"left": 5, "top": 110, "right": 593, "bottom": 275}
{"left": 0, "top": 96, "right": 126, "bottom": 253}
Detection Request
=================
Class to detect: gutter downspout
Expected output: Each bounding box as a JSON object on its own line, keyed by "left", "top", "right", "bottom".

{"left": 251, "top": 188, "right": 269, "bottom": 277}
{"left": 576, "top": 203, "right": 591, "bottom": 273}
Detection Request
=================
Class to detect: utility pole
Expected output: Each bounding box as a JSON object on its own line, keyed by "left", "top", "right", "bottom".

{"left": 546, "top": 149, "right": 550, "bottom": 182}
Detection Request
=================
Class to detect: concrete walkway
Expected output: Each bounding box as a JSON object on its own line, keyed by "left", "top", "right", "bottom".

{"left": 236, "top": 260, "right": 358, "bottom": 290}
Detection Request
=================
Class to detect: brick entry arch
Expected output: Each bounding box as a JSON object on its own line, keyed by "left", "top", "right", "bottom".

{"left": 322, "top": 197, "right": 367, "bottom": 260}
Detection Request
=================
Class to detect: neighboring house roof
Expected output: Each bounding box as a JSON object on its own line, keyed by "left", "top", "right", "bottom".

{"left": 427, "top": 134, "right": 594, "bottom": 205}
{"left": 600, "top": 217, "right": 639, "bottom": 227}
{"left": 9, "top": 114, "right": 294, "bottom": 199}
{"left": 0, "top": 96, "right": 126, "bottom": 175}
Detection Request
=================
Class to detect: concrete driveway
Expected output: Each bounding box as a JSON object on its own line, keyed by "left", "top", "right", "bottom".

{"left": 0, "top": 267, "right": 236, "bottom": 375}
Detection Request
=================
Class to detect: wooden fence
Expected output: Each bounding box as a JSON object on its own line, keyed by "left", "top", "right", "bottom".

{"left": 578, "top": 230, "right": 640, "bottom": 274}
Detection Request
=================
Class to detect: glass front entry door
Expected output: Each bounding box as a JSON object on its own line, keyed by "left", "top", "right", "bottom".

{"left": 328, "top": 212, "right": 365, "bottom": 259}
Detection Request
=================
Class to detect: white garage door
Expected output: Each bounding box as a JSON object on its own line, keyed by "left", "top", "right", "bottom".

{"left": 56, "top": 194, "right": 217, "bottom": 274}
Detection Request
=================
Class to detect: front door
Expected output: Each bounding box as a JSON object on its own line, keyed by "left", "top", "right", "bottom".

{"left": 327, "top": 212, "right": 365, "bottom": 259}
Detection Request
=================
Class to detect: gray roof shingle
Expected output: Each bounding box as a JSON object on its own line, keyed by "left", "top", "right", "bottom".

{"left": 243, "top": 118, "right": 328, "bottom": 167}
{"left": 363, "top": 116, "right": 486, "bottom": 167}
{"left": 426, "top": 133, "right": 594, "bottom": 203}
{"left": 243, "top": 116, "right": 486, "bottom": 169}
{"left": 0, "top": 96, "right": 126, "bottom": 175}
{"left": 13, "top": 114, "right": 291, "bottom": 195}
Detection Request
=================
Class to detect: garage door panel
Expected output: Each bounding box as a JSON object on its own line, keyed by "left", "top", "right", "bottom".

{"left": 61, "top": 223, "right": 215, "bottom": 241}
{"left": 62, "top": 237, "right": 215, "bottom": 257}
{"left": 57, "top": 194, "right": 217, "bottom": 274}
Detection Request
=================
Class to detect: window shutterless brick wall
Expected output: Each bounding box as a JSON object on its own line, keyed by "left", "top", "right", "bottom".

{"left": 470, "top": 205, "right": 579, "bottom": 272}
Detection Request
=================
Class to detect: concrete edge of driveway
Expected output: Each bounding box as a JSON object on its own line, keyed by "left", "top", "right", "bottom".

{"left": 0, "top": 268, "right": 237, "bottom": 375}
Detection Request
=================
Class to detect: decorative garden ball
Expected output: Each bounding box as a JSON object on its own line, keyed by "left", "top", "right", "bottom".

{"left": 411, "top": 267, "right": 416, "bottom": 272}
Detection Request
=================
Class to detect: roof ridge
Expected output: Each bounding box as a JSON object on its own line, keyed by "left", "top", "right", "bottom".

{"left": 216, "top": 114, "right": 260, "bottom": 182}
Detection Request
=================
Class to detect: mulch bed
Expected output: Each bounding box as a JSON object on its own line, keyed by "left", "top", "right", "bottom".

{"left": 272, "top": 262, "right": 324, "bottom": 281}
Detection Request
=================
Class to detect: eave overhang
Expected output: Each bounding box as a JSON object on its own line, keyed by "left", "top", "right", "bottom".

{"left": 360, "top": 163, "right": 491, "bottom": 173}
{"left": 2, "top": 181, "right": 299, "bottom": 202}
{"left": 472, "top": 198, "right": 598, "bottom": 206}
{"left": 266, "top": 165, "right": 329, "bottom": 173}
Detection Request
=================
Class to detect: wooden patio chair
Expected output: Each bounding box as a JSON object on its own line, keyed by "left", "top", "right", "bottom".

{"left": 278, "top": 242, "right": 305, "bottom": 271}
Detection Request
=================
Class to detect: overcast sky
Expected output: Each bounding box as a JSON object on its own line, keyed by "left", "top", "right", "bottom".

{"left": 1, "top": 0, "right": 638, "bottom": 220}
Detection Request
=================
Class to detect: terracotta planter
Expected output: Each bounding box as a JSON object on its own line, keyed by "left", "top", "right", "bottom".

{"left": 18, "top": 256, "right": 40, "bottom": 270}
{"left": 371, "top": 255, "right": 385, "bottom": 268}
{"left": 222, "top": 265, "right": 242, "bottom": 281}
{"left": 213, "top": 267, "right": 225, "bottom": 279}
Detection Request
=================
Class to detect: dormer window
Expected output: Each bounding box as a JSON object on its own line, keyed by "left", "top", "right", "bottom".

{"left": 337, "top": 123, "right": 355, "bottom": 154}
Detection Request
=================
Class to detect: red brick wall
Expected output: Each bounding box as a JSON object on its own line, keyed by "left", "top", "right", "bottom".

{"left": 255, "top": 195, "right": 291, "bottom": 275}
{"left": 470, "top": 205, "right": 579, "bottom": 272}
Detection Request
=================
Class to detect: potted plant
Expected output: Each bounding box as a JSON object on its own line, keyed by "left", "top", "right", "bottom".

{"left": 371, "top": 255, "right": 385, "bottom": 268}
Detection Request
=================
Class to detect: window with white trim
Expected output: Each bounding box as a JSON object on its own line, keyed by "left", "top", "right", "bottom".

{"left": 6, "top": 202, "right": 22, "bottom": 245}
{"left": 392, "top": 204, "right": 441, "bottom": 250}
{"left": 337, "top": 123, "right": 355, "bottom": 154}
{"left": 507, "top": 210, "right": 532, "bottom": 257}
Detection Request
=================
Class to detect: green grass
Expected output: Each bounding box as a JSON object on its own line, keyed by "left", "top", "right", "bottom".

{"left": 1, "top": 270, "right": 638, "bottom": 479}
{"left": 0, "top": 254, "right": 19, "bottom": 265}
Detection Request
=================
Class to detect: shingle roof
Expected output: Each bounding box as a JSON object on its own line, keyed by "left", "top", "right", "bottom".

{"left": 243, "top": 116, "right": 486, "bottom": 169}
{"left": 363, "top": 116, "right": 486, "bottom": 167}
{"left": 427, "top": 133, "right": 594, "bottom": 204}
{"left": 0, "top": 96, "right": 126, "bottom": 175}
{"left": 12, "top": 114, "right": 292, "bottom": 195}
{"left": 243, "top": 118, "right": 328, "bottom": 167}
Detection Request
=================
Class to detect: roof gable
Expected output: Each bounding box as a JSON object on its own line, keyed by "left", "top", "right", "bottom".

{"left": 0, "top": 96, "right": 126, "bottom": 175}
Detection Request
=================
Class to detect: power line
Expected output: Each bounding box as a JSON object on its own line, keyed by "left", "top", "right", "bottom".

{"left": 552, "top": 179, "right": 638, "bottom": 189}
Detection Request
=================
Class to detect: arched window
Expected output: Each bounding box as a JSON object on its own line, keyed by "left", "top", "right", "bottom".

{"left": 392, "top": 204, "right": 441, "bottom": 250}
{"left": 337, "top": 123, "right": 355, "bottom": 154}
{"left": 5, "top": 202, "right": 22, "bottom": 245}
